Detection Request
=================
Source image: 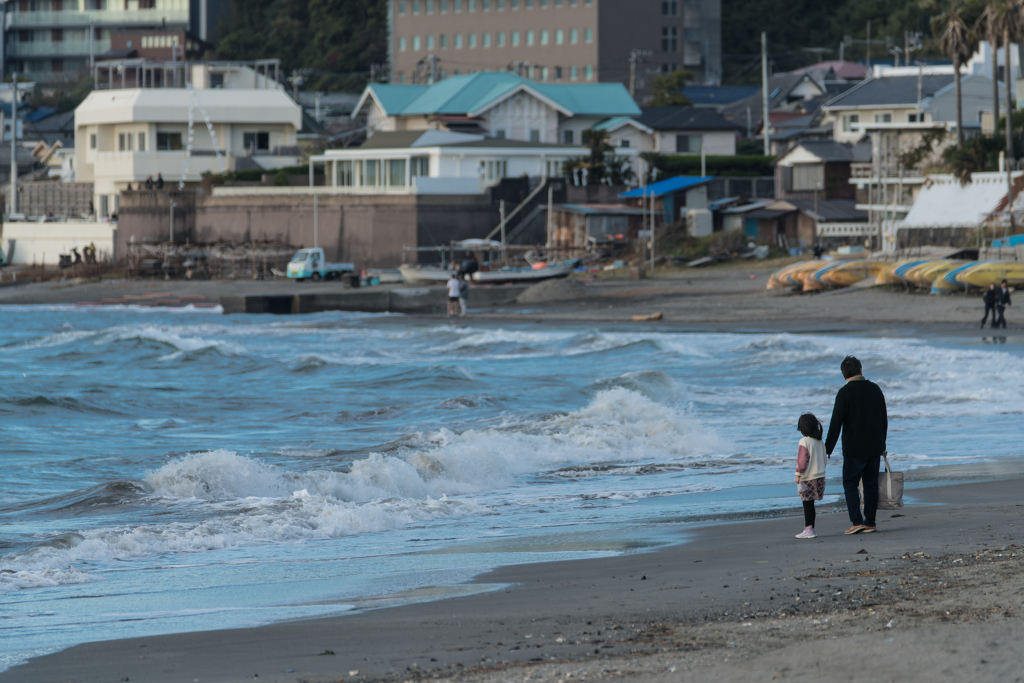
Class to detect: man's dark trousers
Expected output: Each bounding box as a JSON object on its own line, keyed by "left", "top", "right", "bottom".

{"left": 843, "top": 456, "right": 880, "bottom": 526}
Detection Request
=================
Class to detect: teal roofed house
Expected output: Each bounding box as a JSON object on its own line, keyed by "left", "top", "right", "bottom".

{"left": 354, "top": 72, "right": 641, "bottom": 146}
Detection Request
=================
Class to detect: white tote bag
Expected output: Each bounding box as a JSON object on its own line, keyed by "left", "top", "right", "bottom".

{"left": 876, "top": 453, "right": 904, "bottom": 510}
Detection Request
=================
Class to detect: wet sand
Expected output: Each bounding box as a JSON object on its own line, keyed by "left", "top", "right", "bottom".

{"left": 0, "top": 263, "right": 1014, "bottom": 335}
{"left": 3, "top": 473, "right": 1023, "bottom": 683}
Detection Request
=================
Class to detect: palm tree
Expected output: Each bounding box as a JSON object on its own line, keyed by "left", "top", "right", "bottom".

{"left": 980, "top": 0, "right": 1023, "bottom": 165}
{"left": 981, "top": 5, "right": 1001, "bottom": 127}
{"left": 935, "top": 2, "right": 978, "bottom": 147}
{"left": 581, "top": 128, "right": 611, "bottom": 185}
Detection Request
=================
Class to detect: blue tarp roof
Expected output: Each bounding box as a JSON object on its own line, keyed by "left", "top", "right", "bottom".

{"left": 619, "top": 176, "right": 714, "bottom": 199}
{"left": 23, "top": 107, "right": 58, "bottom": 123}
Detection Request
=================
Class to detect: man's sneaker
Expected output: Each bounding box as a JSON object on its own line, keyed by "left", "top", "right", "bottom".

{"left": 845, "top": 525, "right": 865, "bottom": 535}
{"left": 795, "top": 527, "right": 817, "bottom": 539}
{"left": 860, "top": 526, "right": 877, "bottom": 533}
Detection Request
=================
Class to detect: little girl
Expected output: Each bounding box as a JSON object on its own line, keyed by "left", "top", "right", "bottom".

{"left": 794, "top": 413, "right": 827, "bottom": 539}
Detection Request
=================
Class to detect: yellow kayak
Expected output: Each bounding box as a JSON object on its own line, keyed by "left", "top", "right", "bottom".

{"left": 875, "top": 260, "right": 919, "bottom": 285}
{"left": 955, "top": 261, "right": 1024, "bottom": 288}
{"left": 822, "top": 260, "right": 886, "bottom": 288}
{"left": 906, "top": 260, "right": 958, "bottom": 287}
{"left": 791, "top": 260, "right": 828, "bottom": 287}
{"left": 767, "top": 261, "right": 822, "bottom": 290}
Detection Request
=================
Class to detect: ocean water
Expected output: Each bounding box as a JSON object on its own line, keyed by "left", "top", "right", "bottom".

{"left": 1, "top": 306, "right": 1023, "bottom": 670}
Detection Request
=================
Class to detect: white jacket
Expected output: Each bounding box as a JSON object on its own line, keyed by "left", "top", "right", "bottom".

{"left": 796, "top": 436, "right": 827, "bottom": 481}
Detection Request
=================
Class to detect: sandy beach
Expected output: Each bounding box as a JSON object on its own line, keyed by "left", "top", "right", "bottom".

{"left": 2, "top": 266, "right": 1021, "bottom": 682}
{"left": 3, "top": 472, "right": 1022, "bottom": 683}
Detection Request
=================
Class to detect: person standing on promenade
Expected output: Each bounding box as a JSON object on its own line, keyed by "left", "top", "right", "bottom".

{"left": 825, "top": 355, "right": 887, "bottom": 535}
{"left": 982, "top": 283, "right": 999, "bottom": 328}
{"left": 794, "top": 413, "right": 827, "bottom": 539}
{"left": 446, "top": 272, "right": 460, "bottom": 318}
{"left": 996, "top": 279, "right": 1012, "bottom": 328}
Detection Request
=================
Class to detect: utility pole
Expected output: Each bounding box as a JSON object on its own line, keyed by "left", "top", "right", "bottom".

{"left": 10, "top": 72, "right": 17, "bottom": 216}
{"left": 761, "top": 32, "right": 770, "bottom": 156}
{"left": 866, "top": 21, "right": 871, "bottom": 72}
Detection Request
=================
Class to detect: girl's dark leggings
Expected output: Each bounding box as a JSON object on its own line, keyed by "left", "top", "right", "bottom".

{"left": 803, "top": 500, "right": 815, "bottom": 528}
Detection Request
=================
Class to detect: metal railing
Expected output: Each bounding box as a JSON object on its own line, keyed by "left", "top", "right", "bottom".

{"left": 7, "top": 39, "right": 111, "bottom": 57}
{"left": 9, "top": 8, "right": 189, "bottom": 27}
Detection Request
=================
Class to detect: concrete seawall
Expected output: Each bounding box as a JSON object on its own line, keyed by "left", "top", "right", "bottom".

{"left": 221, "top": 284, "right": 529, "bottom": 315}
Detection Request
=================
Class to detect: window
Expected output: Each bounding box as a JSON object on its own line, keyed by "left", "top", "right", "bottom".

{"left": 455, "top": 0, "right": 462, "bottom": 9}
{"left": 52, "top": 28, "right": 63, "bottom": 42}
{"left": 527, "top": 0, "right": 533, "bottom": 6}
{"left": 661, "top": 0, "right": 678, "bottom": 16}
{"left": 570, "top": 65, "right": 578, "bottom": 80}
{"left": 874, "top": 113, "right": 892, "bottom": 123}
{"left": 662, "top": 26, "right": 678, "bottom": 52}
{"left": 791, "top": 164, "right": 825, "bottom": 191}
{"left": 556, "top": 0, "right": 562, "bottom": 6}
{"left": 467, "top": 33, "right": 475, "bottom": 47}
{"left": 530, "top": 129, "right": 541, "bottom": 142}
{"left": 556, "top": 29, "right": 563, "bottom": 44}
{"left": 138, "top": 132, "right": 146, "bottom": 152}
{"left": 90, "top": 133, "right": 97, "bottom": 150}
{"left": 400, "top": 36, "right": 407, "bottom": 51}
{"left": 397, "top": 71, "right": 405, "bottom": 83}
{"left": 511, "top": 0, "right": 518, "bottom": 7}
{"left": 118, "top": 132, "right": 126, "bottom": 151}
{"left": 541, "top": 30, "right": 548, "bottom": 44}
{"left": 388, "top": 159, "right": 407, "bottom": 187}
{"left": 527, "top": 31, "right": 534, "bottom": 45}
{"left": 483, "top": 33, "right": 491, "bottom": 47}
{"left": 570, "top": 28, "right": 578, "bottom": 43}
{"left": 210, "top": 73, "right": 224, "bottom": 88}
{"left": 675, "top": 134, "right": 702, "bottom": 153}
{"left": 413, "top": 35, "right": 421, "bottom": 50}
{"left": 495, "top": 129, "right": 507, "bottom": 139}
{"left": 399, "top": 1, "right": 406, "bottom": 13}
{"left": 482, "top": 0, "right": 490, "bottom": 9}
{"left": 362, "top": 160, "right": 379, "bottom": 186}
{"left": 497, "top": 0, "right": 504, "bottom": 8}
{"left": 156, "top": 132, "right": 183, "bottom": 151}
{"left": 545, "top": 160, "right": 562, "bottom": 177}
{"left": 620, "top": 138, "right": 631, "bottom": 148}
{"left": 411, "top": 156, "right": 429, "bottom": 176}
{"left": 584, "top": 27, "right": 592, "bottom": 43}
{"left": 482, "top": 159, "right": 507, "bottom": 180}
{"left": 338, "top": 160, "right": 354, "bottom": 186}
{"left": 455, "top": 34, "right": 463, "bottom": 48}
{"left": 584, "top": 0, "right": 591, "bottom": 5}
{"left": 426, "top": 0, "right": 433, "bottom": 13}
{"left": 841, "top": 113, "right": 859, "bottom": 132}
{"left": 585, "top": 64, "right": 593, "bottom": 80}
{"left": 555, "top": 65, "right": 563, "bottom": 78}
{"left": 541, "top": 66, "right": 549, "bottom": 79}
{"left": 469, "top": 0, "right": 475, "bottom": 9}
{"left": 441, "top": 0, "right": 447, "bottom": 11}
{"left": 497, "top": 32, "right": 505, "bottom": 46}
{"left": 540, "top": 0, "right": 547, "bottom": 6}
{"left": 413, "top": 0, "right": 420, "bottom": 12}
{"left": 243, "top": 132, "right": 270, "bottom": 152}
{"left": 440, "top": 34, "right": 447, "bottom": 48}
{"left": 512, "top": 31, "right": 520, "bottom": 46}
{"left": 563, "top": 129, "right": 574, "bottom": 144}
{"left": 427, "top": 35, "right": 434, "bottom": 49}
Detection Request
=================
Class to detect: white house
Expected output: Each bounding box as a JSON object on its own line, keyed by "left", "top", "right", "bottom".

{"left": 297, "top": 130, "right": 588, "bottom": 196}
{"left": 74, "top": 60, "right": 303, "bottom": 218}
{"left": 353, "top": 72, "right": 640, "bottom": 146}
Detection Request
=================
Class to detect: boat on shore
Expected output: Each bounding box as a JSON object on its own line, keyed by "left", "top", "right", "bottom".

{"left": 471, "top": 260, "right": 579, "bottom": 284}
{"left": 397, "top": 265, "right": 456, "bottom": 285}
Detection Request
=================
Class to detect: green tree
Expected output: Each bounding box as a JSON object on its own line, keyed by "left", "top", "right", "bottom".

{"left": 647, "top": 70, "right": 694, "bottom": 106}
{"left": 934, "top": 1, "right": 979, "bottom": 148}
{"left": 978, "top": 0, "right": 1023, "bottom": 164}
{"left": 582, "top": 128, "right": 611, "bottom": 185}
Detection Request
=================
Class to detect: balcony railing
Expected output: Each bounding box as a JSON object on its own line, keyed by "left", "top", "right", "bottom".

{"left": 8, "top": 9, "right": 189, "bottom": 28}
{"left": 8, "top": 39, "right": 111, "bottom": 57}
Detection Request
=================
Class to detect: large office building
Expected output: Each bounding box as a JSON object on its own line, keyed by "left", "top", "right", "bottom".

{"left": 0, "top": 0, "right": 229, "bottom": 83}
{"left": 388, "top": 0, "right": 721, "bottom": 96}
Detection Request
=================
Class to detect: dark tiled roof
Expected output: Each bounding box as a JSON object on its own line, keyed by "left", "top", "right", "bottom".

{"left": 787, "top": 198, "right": 867, "bottom": 221}
{"left": 0, "top": 142, "right": 41, "bottom": 166}
{"left": 637, "top": 106, "right": 742, "bottom": 131}
{"left": 823, "top": 75, "right": 954, "bottom": 108}
{"left": 797, "top": 140, "right": 854, "bottom": 162}
{"left": 683, "top": 85, "right": 759, "bottom": 106}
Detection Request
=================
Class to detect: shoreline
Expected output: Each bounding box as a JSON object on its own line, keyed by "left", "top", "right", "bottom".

{"left": 3, "top": 469, "right": 1023, "bottom": 683}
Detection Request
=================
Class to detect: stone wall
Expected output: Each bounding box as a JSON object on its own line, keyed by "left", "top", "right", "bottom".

{"left": 116, "top": 190, "right": 502, "bottom": 269}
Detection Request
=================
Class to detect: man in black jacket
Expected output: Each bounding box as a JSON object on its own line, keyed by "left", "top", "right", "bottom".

{"left": 825, "top": 356, "right": 888, "bottom": 535}
{"left": 996, "top": 279, "right": 1012, "bottom": 329}
{"left": 982, "top": 283, "right": 999, "bottom": 328}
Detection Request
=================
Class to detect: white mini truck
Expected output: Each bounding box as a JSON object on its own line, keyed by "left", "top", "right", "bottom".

{"left": 286, "top": 248, "right": 355, "bottom": 282}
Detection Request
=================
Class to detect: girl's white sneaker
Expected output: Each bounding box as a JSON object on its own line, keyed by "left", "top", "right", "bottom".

{"left": 795, "top": 527, "right": 817, "bottom": 539}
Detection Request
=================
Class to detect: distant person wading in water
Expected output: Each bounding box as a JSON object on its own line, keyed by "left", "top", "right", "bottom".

{"left": 825, "top": 355, "right": 888, "bottom": 535}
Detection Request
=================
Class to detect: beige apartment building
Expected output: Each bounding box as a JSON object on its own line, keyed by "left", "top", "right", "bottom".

{"left": 388, "top": 0, "right": 721, "bottom": 95}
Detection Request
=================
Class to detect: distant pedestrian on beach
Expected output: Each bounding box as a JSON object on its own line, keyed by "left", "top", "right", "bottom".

{"left": 996, "top": 279, "right": 1012, "bottom": 328}
{"left": 145, "top": 175, "right": 154, "bottom": 190}
{"left": 457, "top": 272, "right": 468, "bottom": 318}
{"left": 156, "top": 173, "right": 165, "bottom": 190}
{"left": 982, "top": 283, "right": 999, "bottom": 328}
{"left": 794, "top": 413, "right": 827, "bottom": 539}
{"left": 825, "top": 355, "right": 887, "bottom": 535}
{"left": 446, "top": 272, "right": 460, "bottom": 318}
